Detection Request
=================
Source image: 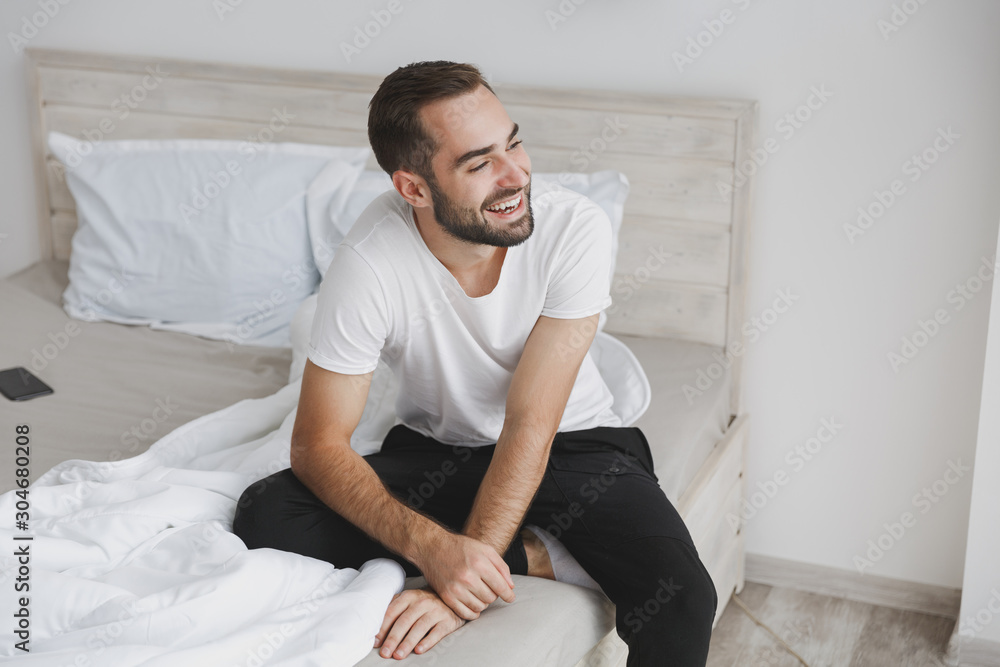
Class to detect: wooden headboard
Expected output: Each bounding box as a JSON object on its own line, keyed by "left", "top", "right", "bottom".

{"left": 24, "top": 48, "right": 756, "bottom": 415}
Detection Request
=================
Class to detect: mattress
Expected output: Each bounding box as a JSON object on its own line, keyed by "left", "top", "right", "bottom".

{"left": 355, "top": 574, "right": 617, "bottom": 667}
{"left": 614, "top": 334, "right": 733, "bottom": 501}
{"left": 0, "top": 260, "right": 292, "bottom": 492}
{"left": 0, "top": 259, "right": 733, "bottom": 666}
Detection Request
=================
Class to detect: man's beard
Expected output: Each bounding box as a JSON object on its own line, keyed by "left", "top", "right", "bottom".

{"left": 426, "top": 178, "right": 534, "bottom": 248}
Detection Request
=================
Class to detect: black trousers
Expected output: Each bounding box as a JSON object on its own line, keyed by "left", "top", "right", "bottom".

{"left": 233, "top": 424, "right": 717, "bottom": 666}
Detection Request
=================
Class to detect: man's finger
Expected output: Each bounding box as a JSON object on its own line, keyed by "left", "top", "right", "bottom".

{"left": 391, "top": 614, "right": 436, "bottom": 659}
{"left": 439, "top": 590, "right": 481, "bottom": 621}
{"left": 453, "top": 582, "right": 495, "bottom": 615}
{"left": 485, "top": 552, "right": 516, "bottom": 602}
{"left": 489, "top": 550, "right": 516, "bottom": 590}
{"left": 415, "top": 621, "right": 454, "bottom": 655}
{"left": 380, "top": 607, "right": 422, "bottom": 659}
{"left": 375, "top": 595, "right": 409, "bottom": 648}
{"left": 464, "top": 579, "right": 499, "bottom": 609}
{"left": 482, "top": 566, "right": 515, "bottom": 603}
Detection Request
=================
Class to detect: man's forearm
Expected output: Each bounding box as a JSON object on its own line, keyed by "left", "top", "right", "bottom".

{"left": 462, "top": 421, "right": 554, "bottom": 555}
{"left": 291, "top": 440, "right": 447, "bottom": 567}
{"left": 462, "top": 315, "right": 596, "bottom": 554}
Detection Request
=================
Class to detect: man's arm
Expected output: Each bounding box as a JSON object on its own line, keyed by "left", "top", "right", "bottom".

{"left": 289, "top": 360, "right": 515, "bottom": 620}
{"left": 463, "top": 313, "right": 599, "bottom": 554}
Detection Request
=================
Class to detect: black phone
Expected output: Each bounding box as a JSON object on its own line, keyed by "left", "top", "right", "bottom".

{"left": 0, "top": 367, "right": 54, "bottom": 401}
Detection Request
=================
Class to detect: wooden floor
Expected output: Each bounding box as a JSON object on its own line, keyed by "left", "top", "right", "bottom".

{"left": 706, "top": 582, "right": 956, "bottom": 667}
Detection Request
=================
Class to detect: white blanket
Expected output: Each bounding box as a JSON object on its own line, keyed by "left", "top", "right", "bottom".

{"left": 0, "top": 380, "right": 405, "bottom": 666}
{"left": 0, "top": 296, "right": 649, "bottom": 666}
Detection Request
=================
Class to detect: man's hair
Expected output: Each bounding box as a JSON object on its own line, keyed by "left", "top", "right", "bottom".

{"left": 368, "top": 61, "right": 494, "bottom": 180}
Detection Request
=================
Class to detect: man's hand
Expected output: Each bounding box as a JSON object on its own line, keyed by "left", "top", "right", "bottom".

{"left": 415, "top": 531, "right": 515, "bottom": 620}
{"left": 374, "top": 589, "right": 466, "bottom": 660}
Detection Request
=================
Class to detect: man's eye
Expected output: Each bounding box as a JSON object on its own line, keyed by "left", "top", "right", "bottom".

{"left": 508, "top": 140, "right": 522, "bottom": 151}
{"left": 470, "top": 162, "right": 488, "bottom": 172}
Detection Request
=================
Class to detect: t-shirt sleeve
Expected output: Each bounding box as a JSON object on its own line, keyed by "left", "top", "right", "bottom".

{"left": 541, "top": 200, "right": 614, "bottom": 319}
{"left": 307, "top": 244, "right": 389, "bottom": 374}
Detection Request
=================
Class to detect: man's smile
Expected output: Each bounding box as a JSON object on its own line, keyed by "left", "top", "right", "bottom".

{"left": 484, "top": 193, "right": 525, "bottom": 220}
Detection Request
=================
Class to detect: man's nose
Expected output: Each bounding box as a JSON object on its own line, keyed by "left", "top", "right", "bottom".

{"left": 496, "top": 154, "right": 530, "bottom": 190}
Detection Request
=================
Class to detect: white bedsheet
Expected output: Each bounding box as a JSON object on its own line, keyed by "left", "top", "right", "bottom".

{"left": 0, "top": 381, "right": 406, "bottom": 666}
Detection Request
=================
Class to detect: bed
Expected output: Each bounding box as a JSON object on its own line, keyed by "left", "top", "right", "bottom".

{"left": 0, "top": 48, "right": 756, "bottom": 666}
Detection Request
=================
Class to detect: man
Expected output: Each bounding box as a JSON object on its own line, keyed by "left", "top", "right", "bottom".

{"left": 233, "top": 61, "right": 717, "bottom": 665}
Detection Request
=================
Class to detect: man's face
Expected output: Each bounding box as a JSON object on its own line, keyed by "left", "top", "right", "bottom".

{"left": 419, "top": 85, "right": 533, "bottom": 248}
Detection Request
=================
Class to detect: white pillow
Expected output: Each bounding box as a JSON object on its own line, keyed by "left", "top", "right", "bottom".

{"left": 589, "top": 331, "right": 651, "bottom": 426}
{"left": 48, "top": 132, "right": 368, "bottom": 347}
{"left": 531, "top": 170, "right": 630, "bottom": 283}
{"left": 308, "top": 170, "right": 393, "bottom": 277}
{"left": 306, "top": 170, "right": 630, "bottom": 281}
{"left": 532, "top": 171, "right": 630, "bottom": 332}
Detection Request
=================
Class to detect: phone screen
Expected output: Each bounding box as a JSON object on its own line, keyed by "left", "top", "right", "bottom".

{"left": 0, "top": 367, "right": 54, "bottom": 401}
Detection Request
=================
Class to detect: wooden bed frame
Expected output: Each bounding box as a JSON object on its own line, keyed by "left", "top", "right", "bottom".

{"left": 24, "top": 47, "right": 756, "bottom": 664}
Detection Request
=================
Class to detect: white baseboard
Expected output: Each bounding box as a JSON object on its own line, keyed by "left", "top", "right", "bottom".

{"left": 946, "top": 634, "right": 1000, "bottom": 667}
{"left": 744, "top": 553, "right": 961, "bottom": 619}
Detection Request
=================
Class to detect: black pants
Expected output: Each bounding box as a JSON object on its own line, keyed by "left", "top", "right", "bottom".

{"left": 233, "top": 424, "right": 717, "bottom": 666}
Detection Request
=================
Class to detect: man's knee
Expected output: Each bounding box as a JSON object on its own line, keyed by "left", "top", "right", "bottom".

{"left": 656, "top": 539, "right": 717, "bottom": 627}
{"left": 617, "top": 538, "right": 717, "bottom": 645}
{"left": 232, "top": 468, "right": 300, "bottom": 547}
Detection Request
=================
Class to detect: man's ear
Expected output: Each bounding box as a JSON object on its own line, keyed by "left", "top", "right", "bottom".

{"left": 392, "top": 170, "right": 432, "bottom": 209}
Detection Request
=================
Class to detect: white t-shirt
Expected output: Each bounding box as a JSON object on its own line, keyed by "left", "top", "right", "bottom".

{"left": 307, "top": 184, "right": 622, "bottom": 446}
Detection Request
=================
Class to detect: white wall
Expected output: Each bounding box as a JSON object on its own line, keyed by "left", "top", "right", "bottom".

{"left": 956, "top": 221, "right": 1000, "bottom": 651}
{"left": 1, "top": 0, "right": 998, "bottom": 590}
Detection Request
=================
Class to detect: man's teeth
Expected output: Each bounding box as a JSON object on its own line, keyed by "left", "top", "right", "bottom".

{"left": 487, "top": 195, "right": 521, "bottom": 212}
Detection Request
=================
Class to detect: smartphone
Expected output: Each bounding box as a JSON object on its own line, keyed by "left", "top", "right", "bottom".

{"left": 0, "top": 367, "right": 54, "bottom": 401}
